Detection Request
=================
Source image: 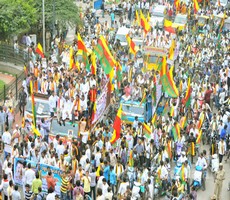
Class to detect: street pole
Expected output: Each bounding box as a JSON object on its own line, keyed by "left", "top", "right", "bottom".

{"left": 42, "top": 0, "right": 46, "bottom": 53}
{"left": 52, "top": 0, "right": 55, "bottom": 39}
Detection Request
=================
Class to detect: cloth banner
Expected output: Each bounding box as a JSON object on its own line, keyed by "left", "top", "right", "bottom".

{"left": 40, "top": 164, "right": 62, "bottom": 195}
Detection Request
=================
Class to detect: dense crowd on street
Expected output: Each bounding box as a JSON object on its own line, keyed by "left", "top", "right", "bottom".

{"left": 0, "top": 0, "right": 230, "bottom": 200}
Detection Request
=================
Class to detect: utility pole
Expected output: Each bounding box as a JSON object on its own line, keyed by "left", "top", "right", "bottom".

{"left": 42, "top": 0, "right": 46, "bottom": 53}
{"left": 52, "top": 0, "right": 56, "bottom": 39}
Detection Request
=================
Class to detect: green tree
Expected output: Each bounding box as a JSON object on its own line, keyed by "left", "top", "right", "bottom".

{"left": 0, "top": 0, "right": 38, "bottom": 40}
{"left": 35, "top": 0, "right": 82, "bottom": 36}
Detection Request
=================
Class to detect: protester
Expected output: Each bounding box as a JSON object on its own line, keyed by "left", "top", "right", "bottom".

{"left": 0, "top": 1, "right": 229, "bottom": 200}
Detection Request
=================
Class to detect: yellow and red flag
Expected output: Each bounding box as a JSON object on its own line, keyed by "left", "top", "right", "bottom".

{"left": 136, "top": 10, "right": 140, "bottom": 26}
{"left": 193, "top": 0, "right": 200, "bottom": 14}
{"left": 140, "top": 10, "right": 151, "bottom": 34}
{"left": 196, "top": 129, "right": 202, "bottom": 144}
{"left": 180, "top": 115, "right": 187, "bottom": 129}
{"left": 126, "top": 34, "right": 136, "bottom": 55}
{"left": 197, "top": 112, "right": 205, "bottom": 130}
{"left": 168, "top": 40, "right": 175, "bottom": 60}
{"left": 152, "top": 113, "right": 157, "bottom": 127}
{"left": 164, "top": 19, "right": 176, "bottom": 34}
{"left": 183, "top": 77, "right": 191, "bottom": 107}
{"left": 91, "top": 52, "right": 97, "bottom": 75}
{"left": 110, "top": 105, "right": 122, "bottom": 144}
{"left": 179, "top": 80, "right": 183, "bottom": 93}
{"left": 143, "top": 123, "right": 152, "bottom": 139}
{"left": 77, "top": 33, "right": 87, "bottom": 51}
{"left": 159, "top": 56, "right": 167, "bottom": 77}
{"left": 35, "top": 43, "right": 44, "bottom": 58}
{"left": 172, "top": 122, "right": 180, "bottom": 141}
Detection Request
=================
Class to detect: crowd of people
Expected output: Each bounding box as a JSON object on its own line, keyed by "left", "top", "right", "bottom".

{"left": 0, "top": 0, "right": 230, "bottom": 200}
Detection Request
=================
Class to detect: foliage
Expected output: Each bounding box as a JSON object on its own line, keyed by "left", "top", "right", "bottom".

{"left": 0, "top": 0, "right": 38, "bottom": 40}
{"left": 35, "top": 0, "right": 82, "bottom": 32}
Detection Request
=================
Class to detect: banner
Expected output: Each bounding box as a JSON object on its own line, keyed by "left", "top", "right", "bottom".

{"left": 14, "top": 158, "right": 62, "bottom": 195}
{"left": 14, "top": 158, "right": 37, "bottom": 186}
{"left": 92, "top": 80, "right": 109, "bottom": 124}
{"left": 40, "top": 164, "right": 62, "bottom": 195}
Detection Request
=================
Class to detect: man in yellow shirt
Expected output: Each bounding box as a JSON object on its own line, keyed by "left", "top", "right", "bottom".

{"left": 32, "top": 173, "right": 42, "bottom": 195}
{"left": 81, "top": 171, "right": 91, "bottom": 198}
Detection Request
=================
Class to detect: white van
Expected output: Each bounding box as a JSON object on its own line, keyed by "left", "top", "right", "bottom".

{"left": 115, "top": 27, "right": 130, "bottom": 47}
{"left": 150, "top": 5, "right": 167, "bottom": 29}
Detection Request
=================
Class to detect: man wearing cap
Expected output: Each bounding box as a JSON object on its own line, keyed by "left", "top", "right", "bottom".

{"left": 213, "top": 163, "right": 225, "bottom": 200}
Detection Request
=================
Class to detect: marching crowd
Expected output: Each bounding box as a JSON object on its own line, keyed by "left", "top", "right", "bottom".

{"left": 0, "top": 0, "right": 230, "bottom": 200}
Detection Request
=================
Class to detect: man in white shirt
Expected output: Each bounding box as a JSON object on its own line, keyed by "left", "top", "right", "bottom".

{"left": 157, "top": 161, "right": 168, "bottom": 191}
{"left": 56, "top": 140, "right": 65, "bottom": 158}
{"left": 2, "top": 127, "right": 11, "bottom": 145}
{"left": 48, "top": 91, "right": 57, "bottom": 117}
{"left": 196, "top": 153, "right": 208, "bottom": 169}
{"left": 218, "top": 138, "right": 226, "bottom": 163}
{"left": 101, "top": 178, "right": 109, "bottom": 195}
{"left": 24, "top": 163, "right": 35, "bottom": 187}
{"left": 118, "top": 177, "right": 129, "bottom": 197}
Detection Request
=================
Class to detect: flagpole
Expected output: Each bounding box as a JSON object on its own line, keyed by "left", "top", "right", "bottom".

{"left": 42, "top": 0, "right": 46, "bottom": 53}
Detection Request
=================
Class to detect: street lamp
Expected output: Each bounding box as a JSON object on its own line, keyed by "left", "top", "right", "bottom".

{"left": 42, "top": 0, "right": 46, "bottom": 53}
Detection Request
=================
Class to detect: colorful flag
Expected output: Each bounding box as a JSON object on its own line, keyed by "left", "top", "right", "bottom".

{"left": 35, "top": 43, "right": 44, "bottom": 58}
{"left": 82, "top": 49, "right": 90, "bottom": 71}
{"left": 174, "top": 0, "right": 180, "bottom": 11}
{"left": 30, "top": 81, "right": 36, "bottom": 127}
{"left": 180, "top": 115, "right": 187, "bottom": 129}
{"left": 31, "top": 124, "right": 41, "bottom": 137}
{"left": 116, "top": 61, "right": 122, "bottom": 89}
{"left": 140, "top": 10, "right": 151, "bottom": 33}
{"left": 159, "top": 56, "right": 167, "bottom": 77}
{"left": 143, "top": 123, "right": 152, "bottom": 139}
{"left": 136, "top": 10, "right": 140, "bottom": 26}
{"left": 183, "top": 77, "right": 191, "bottom": 107}
{"left": 69, "top": 47, "right": 75, "bottom": 70}
{"left": 196, "top": 129, "right": 202, "bottom": 144}
{"left": 110, "top": 105, "right": 122, "bottom": 144}
{"left": 94, "top": 36, "right": 115, "bottom": 75}
{"left": 168, "top": 40, "right": 175, "bottom": 60}
{"left": 180, "top": 164, "right": 185, "bottom": 183}
{"left": 77, "top": 33, "right": 87, "bottom": 51}
{"left": 152, "top": 113, "right": 157, "bottom": 127}
{"left": 129, "top": 150, "right": 134, "bottom": 167}
{"left": 147, "top": 12, "right": 150, "bottom": 22}
{"left": 193, "top": 0, "right": 200, "bottom": 14}
{"left": 139, "top": 91, "right": 146, "bottom": 105}
{"left": 126, "top": 34, "right": 136, "bottom": 55}
{"left": 172, "top": 123, "right": 180, "bottom": 141}
{"left": 161, "top": 66, "right": 179, "bottom": 98}
{"left": 164, "top": 19, "right": 176, "bottom": 34}
{"left": 162, "top": 101, "right": 169, "bottom": 116}
{"left": 91, "top": 102, "right": 97, "bottom": 123}
{"left": 91, "top": 52, "right": 97, "bottom": 75}
{"left": 197, "top": 112, "right": 205, "bottom": 130}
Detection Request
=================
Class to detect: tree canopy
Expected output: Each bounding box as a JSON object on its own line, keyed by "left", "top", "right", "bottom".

{"left": 0, "top": 0, "right": 82, "bottom": 40}
{"left": 0, "top": 0, "right": 38, "bottom": 40}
